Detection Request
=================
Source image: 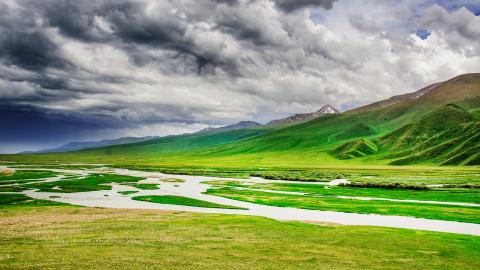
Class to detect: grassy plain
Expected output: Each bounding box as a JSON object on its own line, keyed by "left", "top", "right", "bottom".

{"left": 0, "top": 205, "right": 479, "bottom": 269}
{"left": 132, "top": 195, "right": 246, "bottom": 210}
{"left": 123, "top": 183, "right": 160, "bottom": 190}
{"left": 0, "top": 170, "right": 57, "bottom": 181}
{"left": 0, "top": 193, "right": 71, "bottom": 208}
{"left": 1, "top": 164, "right": 480, "bottom": 268}
{"left": 205, "top": 181, "right": 480, "bottom": 204}
{"left": 117, "top": 191, "right": 139, "bottom": 195}
{"left": 22, "top": 174, "right": 144, "bottom": 193}
{"left": 206, "top": 188, "right": 480, "bottom": 223}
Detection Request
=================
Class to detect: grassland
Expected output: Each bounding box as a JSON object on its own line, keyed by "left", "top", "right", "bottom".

{"left": 22, "top": 174, "right": 144, "bottom": 193}
{"left": 123, "top": 183, "right": 160, "bottom": 190}
{"left": 1, "top": 164, "right": 480, "bottom": 268}
{"left": 160, "top": 178, "right": 186, "bottom": 183}
{"left": 117, "top": 191, "right": 139, "bottom": 195}
{"left": 132, "top": 195, "right": 246, "bottom": 210}
{"left": 5, "top": 162, "right": 480, "bottom": 186}
{"left": 0, "top": 205, "right": 479, "bottom": 269}
{"left": 0, "top": 170, "right": 57, "bottom": 181}
{"left": 206, "top": 188, "right": 480, "bottom": 223}
{"left": 0, "top": 193, "right": 71, "bottom": 208}
{"left": 205, "top": 181, "right": 480, "bottom": 204}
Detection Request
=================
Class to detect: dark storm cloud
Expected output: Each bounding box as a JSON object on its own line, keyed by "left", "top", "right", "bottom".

{"left": 0, "top": 104, "right": 112, "bottom": 144}
{"left": 40, "top": 1, "right": 101, "bottom": 42}
{"left": 22, "top": 0, "right": 238, "bottom": 75}
{"left": 209, "top": 0, "right": 339, "bottom": 12}
{"left": 0, "top": 31, "right": 66, "bottom": 71}
{"left": 274, "top": 0, "right": 338, "bottom": 12}
{"left": 98, "top": 1, "right": 239, "bottom": 75}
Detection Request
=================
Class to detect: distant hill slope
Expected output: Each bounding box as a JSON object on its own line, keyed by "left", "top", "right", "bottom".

{"left": 379, "top": 104, "right": 480, "bottom": 165}
{"left": 333, "top": 138, "right": 378, "bottom": 160}
{"left": 196, "top": 121, "right": 262, "bottom": 134}
{"left": 74, "top": 124, "right": 279, "bottom": 157}
{"left": 30, "top": 136, "right": 158, "bottom": 153}
{"left": 267, "top": 105, "right": 339, "bottom": 126}
{"left": 346, "top": 83, "right": 441, "bottom": 115}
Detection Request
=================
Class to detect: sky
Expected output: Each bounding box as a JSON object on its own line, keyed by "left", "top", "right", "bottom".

{"left": 1, "top": 0, "right": 480, "bottom": 153}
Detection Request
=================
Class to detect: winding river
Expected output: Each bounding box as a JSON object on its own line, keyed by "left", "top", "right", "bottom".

{"left": 3, "top": 166, "right": 480, "bottom": 236}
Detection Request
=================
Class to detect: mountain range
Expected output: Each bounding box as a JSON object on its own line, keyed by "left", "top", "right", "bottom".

{"left": 267, "top": 105, "right": 339, "bottom": 125}
{"left": 31, "top": 106, "right": 340, "bottom": 153}
{"left": 196, "top": 121, "right": 263, "bottom": 134}
{"left": 25, "top": 136, "right": 158, "bottom": 154}
{"left": 9, "top": 73, "right": 480, "bottom": 167}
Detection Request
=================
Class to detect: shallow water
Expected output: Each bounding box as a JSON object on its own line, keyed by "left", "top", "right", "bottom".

{"left": 4, "top": 167, "right": 480, "bottom": 236}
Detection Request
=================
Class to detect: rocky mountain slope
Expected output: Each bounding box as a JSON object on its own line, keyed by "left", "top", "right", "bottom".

{"left": 197, "top": 121, "right": 262, "bottom": 134}
{"left": 267, "top": 105, "right": 339, "bottom": 125}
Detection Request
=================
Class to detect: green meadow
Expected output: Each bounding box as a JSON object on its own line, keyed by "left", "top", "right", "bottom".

{"left": 205, "top": 187, "right": 480, "bottom": 224}
{"left": 204, "top": 181, "right": 480, "bottom": 203}
{"left": 0, "top": 200, "right": 479, "bottom": 269}
{"left": 22, "top": 174, "right": 144, "bottom": 193}
{"left": 132, "top": 195, "right": 247, "bottom": 209}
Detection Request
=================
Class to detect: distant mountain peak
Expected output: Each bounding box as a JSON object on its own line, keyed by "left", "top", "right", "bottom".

{"left": 267, "top": 105, "right": 340, "bottom": 126}
{"left": 315, "top": 105, "right": 340, "bottom": 114}
{"left": 197, "top": 121, "right": 262, "bottom": 134}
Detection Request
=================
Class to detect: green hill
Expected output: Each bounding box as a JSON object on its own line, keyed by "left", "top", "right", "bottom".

{"left": 380, "top": 104, "right": 480, "bottom": 165}
{"left": 3, "top": 73, "right": 480, "bottom": 168}
{"left": 333, "top": 138, "right": 378, "bottom": 159}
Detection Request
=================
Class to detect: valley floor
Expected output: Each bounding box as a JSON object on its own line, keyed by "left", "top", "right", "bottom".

{"left": 1, "top": 164, "right": 480, "bottom": 268}
{"left": 1, "top": 206, "right": 480, "bottom": 270}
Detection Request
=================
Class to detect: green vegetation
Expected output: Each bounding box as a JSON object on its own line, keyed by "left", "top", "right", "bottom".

{"left": 0, "top": 178, "right": 51, "bottom": 185}
{"left": 250, "top": 170, "right": 345, "bottom": 181}
{"left": 333, "top": 122, "right": 377, "bottom": 141}
{"left": 118, "top": 191, "right": 139, "bottom": 195}
{"left": 334, "top": 138, "right": 378, "bottom": 159}
{"left": 123, "top": 183, "right": 159, "bottom": 190}
{"left": 161, "top": 178, "right": 185, "bottom": 183}
{"left": 0, "top": 193, "right": 70, "bottom": 208}
{"left": 205, "top": 181, "right": 480, "bottom": 204}
{"left": 0, "top": 206, "right": 479, "bottom": 269}
{"left": 0, "top": 170, "right": 62, "bottom": 192}
{"left": 0, "top": 170, "right": 57, "bottom": 181}
{"left": 10, "top": 164, "right": 105, "bottom": 170}
{"left": 381, "top": 104, "right": 480, "bottom": 165}
{"left": 206, "top": 188, "right": 480, "bottom": 223}
{"left": 132, "top": 195, "right": 246, "bottom": 210}
{"left": 22, "top": 174, "right": 144, "bottom": 193}
{"left": 0, "top": 185, "right": 31, "bottom": 192}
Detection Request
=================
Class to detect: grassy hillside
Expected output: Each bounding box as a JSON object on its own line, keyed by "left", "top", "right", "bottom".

{"left": 379, "top": 104, "right": 480, "bottom": 165}
{"left": 333, "top": 138, "right": 378, "bottom": 159}
{"left": 2, "top": 73, "right": 479, "bottom": 168}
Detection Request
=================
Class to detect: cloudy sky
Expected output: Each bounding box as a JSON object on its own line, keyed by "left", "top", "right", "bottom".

{"left": 1, "top": 0, "right": 480, "bottom": 153}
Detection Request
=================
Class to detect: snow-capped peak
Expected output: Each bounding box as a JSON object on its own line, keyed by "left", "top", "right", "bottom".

{"left": 315, "top": 105, "right": 340, "bottom": 115}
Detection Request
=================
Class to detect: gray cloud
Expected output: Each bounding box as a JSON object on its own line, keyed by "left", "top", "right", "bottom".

{"left": 348, "top": 14, "right": 378, "bottom": 33}
{"left": 0, "top": 31, "right": 66, "bottom": 70}
{"left": 0, "top": 0, "right": 479, "bottom": 152}
{"left": 420, "top": 4, "right": 480, "bottom": 55}
{"left": 274, "top": 0, "right": 338, "bottom": 12}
